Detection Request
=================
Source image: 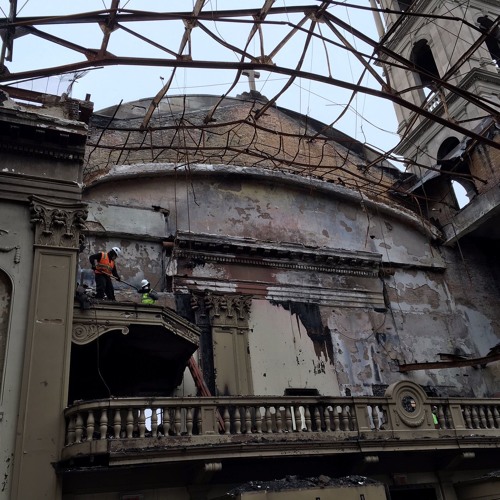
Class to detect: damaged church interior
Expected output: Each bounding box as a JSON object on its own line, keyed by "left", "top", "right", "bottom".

{"left": 1, "top": 1, "right": 500, "bottom": 499}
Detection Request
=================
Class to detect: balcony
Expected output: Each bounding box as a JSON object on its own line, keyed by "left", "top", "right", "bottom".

{"left": 61, "top": 381, "right": 500, "bottom": 476}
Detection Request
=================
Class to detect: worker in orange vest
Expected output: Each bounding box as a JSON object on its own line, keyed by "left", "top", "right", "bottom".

{"left": 89, "top": 246, "right": 122, "bottom": 300}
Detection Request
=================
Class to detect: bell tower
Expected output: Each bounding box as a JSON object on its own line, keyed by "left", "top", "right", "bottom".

{"left": 372, "top": 0, "right": 500, "bottom": 213}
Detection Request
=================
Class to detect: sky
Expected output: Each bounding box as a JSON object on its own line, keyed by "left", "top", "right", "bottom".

{"left": 1, "top": 1, "right": 401, "bottom": 160}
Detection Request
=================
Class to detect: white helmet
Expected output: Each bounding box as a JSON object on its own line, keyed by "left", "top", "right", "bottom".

{"left": 141, "top": 279, "right": 149, "bottom": 287}
{"left": 111, "top": 246, "right": 121, "bottom": 255}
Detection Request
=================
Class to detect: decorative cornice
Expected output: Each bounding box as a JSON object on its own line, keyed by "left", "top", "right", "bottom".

{"left": 175, "top": 231, "right": 381, "bottom": 278}
{"left": 29, "top": 195, "right": 88, "bottom": 249}
{"left": 0, "top": 105, "right": 88, "bottom": 160}
{"left": 72, "top": 302, "right": 201, "bottom": 347}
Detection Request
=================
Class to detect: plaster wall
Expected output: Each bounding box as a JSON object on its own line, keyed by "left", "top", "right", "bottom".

{"left": 249, "top": 300, "right": 340, "bottom": 396}
{"left": 0, "top": 201, "right": 34, "bottom": 500}
{"left": 83, "top": 169, "right": 442, "bottom": 268}
{"left": 79, "top": 168, "right": 500, "bottom": 398}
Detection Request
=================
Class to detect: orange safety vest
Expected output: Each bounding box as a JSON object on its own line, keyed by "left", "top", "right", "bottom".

{"left": 94, "top": 252, "right": 115, "bottom": 275}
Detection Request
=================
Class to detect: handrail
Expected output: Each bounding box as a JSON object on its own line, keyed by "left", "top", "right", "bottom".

{"left": 63, "top": 392, "right": 500, "bottom": 449}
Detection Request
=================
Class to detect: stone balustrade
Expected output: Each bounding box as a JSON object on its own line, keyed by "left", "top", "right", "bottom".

{"left": 62, "top": 382, "right": 500, "bottom": 466}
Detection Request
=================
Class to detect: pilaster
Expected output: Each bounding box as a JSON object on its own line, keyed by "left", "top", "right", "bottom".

{"left": 11, "top": 196, "right": 87, "bottom": 500}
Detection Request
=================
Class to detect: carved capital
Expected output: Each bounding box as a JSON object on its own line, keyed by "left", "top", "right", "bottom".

{"left": 202, "top": 292, "right": 252, "bottom": 327}
{"left": 72, "top": 323, "right": 129, "bottom": 345}
{"left": 30, "top": 195, "right": 88, "bottom": 249}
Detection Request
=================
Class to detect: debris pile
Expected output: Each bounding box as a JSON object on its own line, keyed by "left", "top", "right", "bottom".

{"left": 226, "top": 474, "right": 379, "bottom": 496}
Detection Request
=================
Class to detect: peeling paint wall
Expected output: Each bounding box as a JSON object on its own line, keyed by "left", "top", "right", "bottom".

{"left": 81, "top": 164, "right": 500, "bottom": 400}
{"left": 249, "top": 300, "right": 340, "bottom": 396}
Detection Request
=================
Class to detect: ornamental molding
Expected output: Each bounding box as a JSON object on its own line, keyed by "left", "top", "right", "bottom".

{"left": 385, "top": 380, "right": 431, "bottom": 429}
{"left": 72, "top": 302, "right": 201, "bottom": 347}
{"left": 29, "top": 195, "right": 88, "bottom": 249}
{"left": 175, "top": 232, "right": 381, "bottom": 278}
{"left": 73, "top": 323, "right": 129, "bottom": 345}
{"left": 191, "top": 291, "right": 252, "bottom": 327}
{"left": 0, "top": 229, "right": 20, "bottom": 264}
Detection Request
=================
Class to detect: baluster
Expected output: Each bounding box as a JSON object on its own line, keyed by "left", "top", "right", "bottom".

{"left": 223, "top": 407, "right": 231, "bottom": 435}
{"left": 255, "top": 407, "right": 263, "bottom": 433}
{"left": 493, "top": 406, "right": 500, "bottom": 428}
{"left": 113, "top": 409, "right": 122, "bottom": 438}
{"left": 67, "top": 416, "right": 76, "bottom": 445}
{"left": 186, "top": 408, "right": 193, "bottom": 436}
{"left": 174, "top": 407, "right": 182, "bottom": 435}
{"left": 325, "top": 407, "right": 334, "bottom": 431}
{"left": 265, "top": 406, "right": 273, "bottom": 433}
{"left": 151, "top": 408, "right": 158, "bottom": 437}
{"left": 197, "top": 407, "right": 202, "bottom": 435}
{"left": 100, "top": 409, "right": 108, "bottom": 440}
{"left": 350, "top": 405, "right": 357, "bottom": 431}
{"left": 463, "top": 406, "right": 472, "bottom": 428}
{"left": 322, "top": 406, "right": 330, "bottom": 432}
{"left": 75, "top": 412, "right": 84, "bottom": 443}
{"left": 333, "top": 406, "right": 340, "bottom": 431}
{"left": 294, "top": 407, "right": 302, "bottom": 432}
{"left": 485, "top": 406, "right": 494, "bottom": 429}
{"left": 245, "top": 407, "right": 252, "bottom": 434}
{"left": 372, "top": 406, "right": 380, "bottom": 430}
{"left": 163, "top": 408, "right": 171, "bottom": 436}
{"left": 126, "top": 409, "right": 134, "bottom": 438}
{"left": 138, "top": 409, "right": 146, "bottom": 438}
{"left": 86, "top": 410, "right": 95, "bottom": 441}
{"left": 275, "top": 407, "right": 283, "bottom": 433}
{"left": 479, "top": 406, "right": 487, "bottom": 428}
{"left": 285, "top": 406, "right": 293, "bottom": 432}
{"left": 234, "top": 407, "right": 242, "bottom": 434}
{"left": 471, "top": 406, "right": 480, "bottom": 429}
{"left": 314, "top": 407, "right": 321, "bottom": 431}
{"left": 304, "top": 407, "right": 312, "bottom": 432}
{"left": 437, "top": 405, "right": 445, "bottom": 429}
{"left": 341, "top": 406, "right": 349, "bottom": 431}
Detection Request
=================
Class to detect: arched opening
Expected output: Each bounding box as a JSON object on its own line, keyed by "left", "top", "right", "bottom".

{"left": 410, "top": 40, "right": 440, "bottom": 96}
{"left": 478, "top": 17, "right": 500, "bottom": 66}
{"left": 437, "top": 137, "right": 476, "bottom": 208}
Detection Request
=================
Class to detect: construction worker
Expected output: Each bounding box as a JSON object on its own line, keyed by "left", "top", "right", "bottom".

{"left": 89, "top": 247, "right": 122, "bottom": 300}
{"left": 138, "top": 279, "right": 159, "bottom": 304}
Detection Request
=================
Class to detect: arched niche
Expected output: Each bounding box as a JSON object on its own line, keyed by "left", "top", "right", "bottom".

{"left": 0, "top": 269, "right": 12, "bottom": 398}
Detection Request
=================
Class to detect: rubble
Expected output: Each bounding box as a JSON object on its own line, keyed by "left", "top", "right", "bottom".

{"left": 226, "top": 474, "right": 379, "bottom": 495}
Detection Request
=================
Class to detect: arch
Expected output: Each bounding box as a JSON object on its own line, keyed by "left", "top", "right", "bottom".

{"left": 0, "top": 269, "right": 12, "bottom": 399}
{"left": 477, "top": 16, "right": 500, "bottom": 66}
{"left": 437, "top": 137, "right": 476, "bottom": 208}
{"left": 410, "top": 39, "right": 440, "bottom": 89}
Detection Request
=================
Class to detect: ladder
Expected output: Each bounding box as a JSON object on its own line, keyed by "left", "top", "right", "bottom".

{"left": 187, "top": 356, "right": 225, "bottom": 431}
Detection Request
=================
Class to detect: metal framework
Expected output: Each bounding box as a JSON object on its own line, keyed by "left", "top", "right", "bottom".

{"left": 1, "top": 1, "right": 499, "bottom": 187}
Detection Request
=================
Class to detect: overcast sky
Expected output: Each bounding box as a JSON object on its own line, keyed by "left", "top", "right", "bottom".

{"left": 2, "top": 1, "right": 401, "bottom": 158}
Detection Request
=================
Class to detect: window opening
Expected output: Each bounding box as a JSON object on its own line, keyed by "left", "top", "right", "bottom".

{"left": 410, "top": 40, "right": 440, "bottom": 89}
{"left": 478, "top": 17, "right": 500, "bottom": 67}
{"left": 438, "top": 137, "right": 475, "bottom": 209}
